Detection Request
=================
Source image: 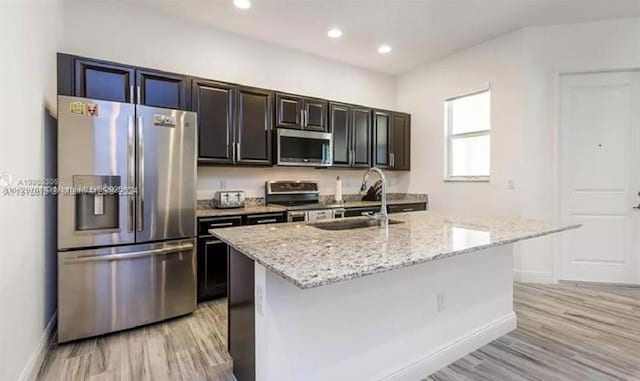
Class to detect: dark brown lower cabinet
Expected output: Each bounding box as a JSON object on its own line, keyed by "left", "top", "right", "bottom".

{"left": 197, "top": 236, "right": 228, "bottom": 302}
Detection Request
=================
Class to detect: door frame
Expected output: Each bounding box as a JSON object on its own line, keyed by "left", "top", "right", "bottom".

{"left": 551, "top": 66, "right": 640, "bottom": 284}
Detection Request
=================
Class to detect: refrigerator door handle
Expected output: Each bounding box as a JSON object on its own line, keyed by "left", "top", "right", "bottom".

{"left": 127, "top": 114, "right": 135, "bottom": 232}
{"left": 63, "top": 243, "right": 195, "bottom": 264}
{"left": 137, "top": 115, "right": 144, "bottom": 232}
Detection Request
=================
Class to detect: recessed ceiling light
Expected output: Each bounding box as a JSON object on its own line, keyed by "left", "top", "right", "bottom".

{"left": 233, "top": 0, "right": 251, "bottom": 9}
{"left": 378, "top": 44, "right": 392, "bottom": 54}
{"left": 327, "top": 28, "right": 343, "bottom": 38}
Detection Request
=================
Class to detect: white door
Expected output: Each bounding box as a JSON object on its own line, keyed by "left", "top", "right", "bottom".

{"left": 559, "top": 71, "right": 640, "bottom": 284}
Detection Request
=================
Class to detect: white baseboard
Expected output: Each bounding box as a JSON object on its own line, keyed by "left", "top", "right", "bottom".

{"left": 514, "top": 269, "right": 553, "bottom": 284}
{"left": 18, "top": 311, "right": 57, "bottom": 381}
{"left": 380, "top": 312, "right": 517, "bottom": 381}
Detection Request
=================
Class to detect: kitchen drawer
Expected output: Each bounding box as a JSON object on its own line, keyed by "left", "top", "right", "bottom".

{"left": 387, "top": 202, "right": 427, "bottom": 214}
{"left": 198, "top": 216, "right": 243, "bottom": 236}
{"left": 245, "top": 213, "right": 286, "bottom": 225}
{"left": 344, "top": 206, "right": 381, "bottom": 218}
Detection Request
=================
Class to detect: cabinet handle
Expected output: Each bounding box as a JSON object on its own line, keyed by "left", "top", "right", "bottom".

{"left": 129, "top": 85, "right": 134, "bottom": 104}
{"left": 136, "top": 85, "right": 141, "bottom": 105}
{"left": 205, "top": 240, "right": 223, "bottom": 246}
{"left": 300, "top": 109, "right": 305, "bottom": 128}
{"left": 236, "top": 142, "right": 241, "bottom": 161}
{"left": 255, "top": 218, "right": 277, "bottom": 224}
{"left": 390, "top": 153, "right": 395, "bottom": 167}
{"left": 402, "top": 208, "right": 414, "bottom": 212}
{"left": 208, "top": 222, "right": 234, "bottom": 228}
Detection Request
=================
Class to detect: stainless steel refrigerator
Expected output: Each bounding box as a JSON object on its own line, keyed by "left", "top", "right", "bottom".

{"left": 56, "top": 96, "right": 197, "bottom": 343}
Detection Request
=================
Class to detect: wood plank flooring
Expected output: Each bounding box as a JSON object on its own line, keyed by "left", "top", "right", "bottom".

{"left": 37, "top": 301, "right": 233, "bottom": 381}
{"left": 38, "top": 282, "right": 640, "bottom": 381}
{"left": 426, "top": 283, "right": 640, "bottom": 381}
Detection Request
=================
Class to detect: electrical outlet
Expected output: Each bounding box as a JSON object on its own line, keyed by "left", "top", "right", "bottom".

{"left": 437, "top": 293, "right": 446, "bottom": 312}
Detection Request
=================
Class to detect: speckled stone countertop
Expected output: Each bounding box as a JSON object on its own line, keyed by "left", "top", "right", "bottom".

{"left": 197, "top": 205, "right": 287, "bottom": 217}
{"left": 211, "top": 211, "right": 580, "bottom": 289}
{"left": 196, "top": 193, "right": 428, "bottom": 217}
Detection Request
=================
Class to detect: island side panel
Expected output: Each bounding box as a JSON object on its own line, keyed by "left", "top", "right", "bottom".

{"left": 255, "top": 244, "right": 516, "bottom": 381}
{"left": 228, "top": 247, "right": 256, "bottom": 381}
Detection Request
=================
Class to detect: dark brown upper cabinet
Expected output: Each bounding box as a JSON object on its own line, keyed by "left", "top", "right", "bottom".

{"left": 275, "top": 93, "right": 302, "bottom": 128}
{"left": 352, "top": 106, "right": 372, "bottom": 168}
{"left": 194, "top": 81, "right": 272, "bottom": 166}
{"left": 58, "top": 54, "right": 190, "bottom": 110}
{"left": 330, "top": 103, "right": 351, "bottom": 166}
{"left": 391, "top": 112, "right": 411, "bottom": 170}
{"left": 192, "top": 79, "right": 234, "bottom": 164}
{"left": 373, "top": 109, "right": 411, "bottom": 170}
{"left": 275, "top": 93, "right": 328, "bottom": 132}
{"left": 373, "top": 110, "right": 391, "bottom": 168}
{"left": 303, "top": 98, "right": 328, "bottom": 131}
{"left": 136, "top": 68, "right": 189, "bottom": 110}
{"left": 234, "top": 86, "right": 273, "bottom": 165}
{"left": 329, "top": 103, "right": 372, "bottom": 168}
{"left": 73, "top": 57, "right": 135, "bottom": 103}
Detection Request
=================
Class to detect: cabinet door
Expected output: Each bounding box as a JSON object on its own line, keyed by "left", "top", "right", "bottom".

{"left": 235, "top": 86, "right": 273, "bottom": 165}
{"left": 197, "top": 237, "right": 228, "bottom": 302}
{"left": 373, "top": 110, "right": 391, "bottom": 168}
{"left": 391, "top": 113, "right": 411, "bottom": 170}
{"left": 304, "top": 99, "right": 328, "bottom": 131}
{"left": 192, "top": 79, "right": 234, "bottom": 164}
{"left": 330, "top": 103, "right": 351, "bottom": 166}
{"left": 352, "top": 107, "right": 372, "bottom": 168}
{"left": 74, "top": 58, "right": 135, "bottom": 103}
{"left": 136, "top": 69, "right": 189, "bottom": 110}
{"left": 275, "top": 93, "right": 303, "bottom": 129}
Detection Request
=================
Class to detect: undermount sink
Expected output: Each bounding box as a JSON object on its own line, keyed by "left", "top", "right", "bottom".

{"left": 309, "top": 218, "right": 404, "bottom": 231}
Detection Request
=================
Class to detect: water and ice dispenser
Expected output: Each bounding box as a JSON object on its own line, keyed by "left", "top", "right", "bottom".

{"left": 73, "top": 175, "right": 120, "bottom": 231}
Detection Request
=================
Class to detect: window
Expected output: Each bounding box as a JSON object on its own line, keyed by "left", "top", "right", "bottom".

{"left": 445, "top": 89, "right": 491, "bottom": 181}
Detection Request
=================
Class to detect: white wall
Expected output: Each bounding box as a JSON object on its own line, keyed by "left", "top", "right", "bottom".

{"left": 0, "top": 1, "right": 62, "bottom": 380}
{"left": 62, "top": 0, "right": 406, "bottom": 198}
{"left": 397, "top": 18, "right": 640, "bottom": 282}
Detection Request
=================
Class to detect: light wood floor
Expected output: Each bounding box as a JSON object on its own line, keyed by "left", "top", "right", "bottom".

{"left": 38, "top": 282, "right": 640, "bottom": 381}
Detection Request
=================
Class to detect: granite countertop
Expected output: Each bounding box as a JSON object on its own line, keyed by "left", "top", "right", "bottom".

{"left": 196, "top": 194, "right": 428, "bottom": 217}
{"left": 211, "top": 211, "right": 580, "bottom": 289}
{"left": 197, "top": 205, "right": 287, "bottom": 217}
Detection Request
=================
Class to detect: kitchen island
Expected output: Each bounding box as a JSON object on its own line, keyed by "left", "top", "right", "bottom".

{"left": 211, "top": 211, "right": 579, "bottom": 381}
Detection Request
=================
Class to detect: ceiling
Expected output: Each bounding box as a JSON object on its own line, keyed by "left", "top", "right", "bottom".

{"left": 128, "top": 0, "right": 640, "bottom": 75}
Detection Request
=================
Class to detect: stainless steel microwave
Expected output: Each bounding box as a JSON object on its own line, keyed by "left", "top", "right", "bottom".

{"left": 276, "top": 128, "right": 333, "bottom": 167}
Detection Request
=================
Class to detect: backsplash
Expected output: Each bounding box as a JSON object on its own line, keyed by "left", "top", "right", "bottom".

{"left": 197, "top": 193, "right": 428, "bottom": 209}
{"left": 197, "top": 166, "right": 410, "bottom": 200}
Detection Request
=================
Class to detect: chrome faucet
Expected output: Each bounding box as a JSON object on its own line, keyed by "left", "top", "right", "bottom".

{"left": 359, "top": 167, "right": 388, "bottom": 226}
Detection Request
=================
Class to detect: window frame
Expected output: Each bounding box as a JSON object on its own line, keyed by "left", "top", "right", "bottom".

{"left": 444, "top": 88, "right": 491, "bottom": 182}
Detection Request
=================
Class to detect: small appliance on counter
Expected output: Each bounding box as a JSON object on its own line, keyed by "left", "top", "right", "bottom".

{"left": 212, "top": 190, "right": 246, "bottom": 209}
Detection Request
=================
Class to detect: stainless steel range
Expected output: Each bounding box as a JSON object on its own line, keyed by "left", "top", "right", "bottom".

{"left": 265, "top": 181, "right": 345, "bottom": 222}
